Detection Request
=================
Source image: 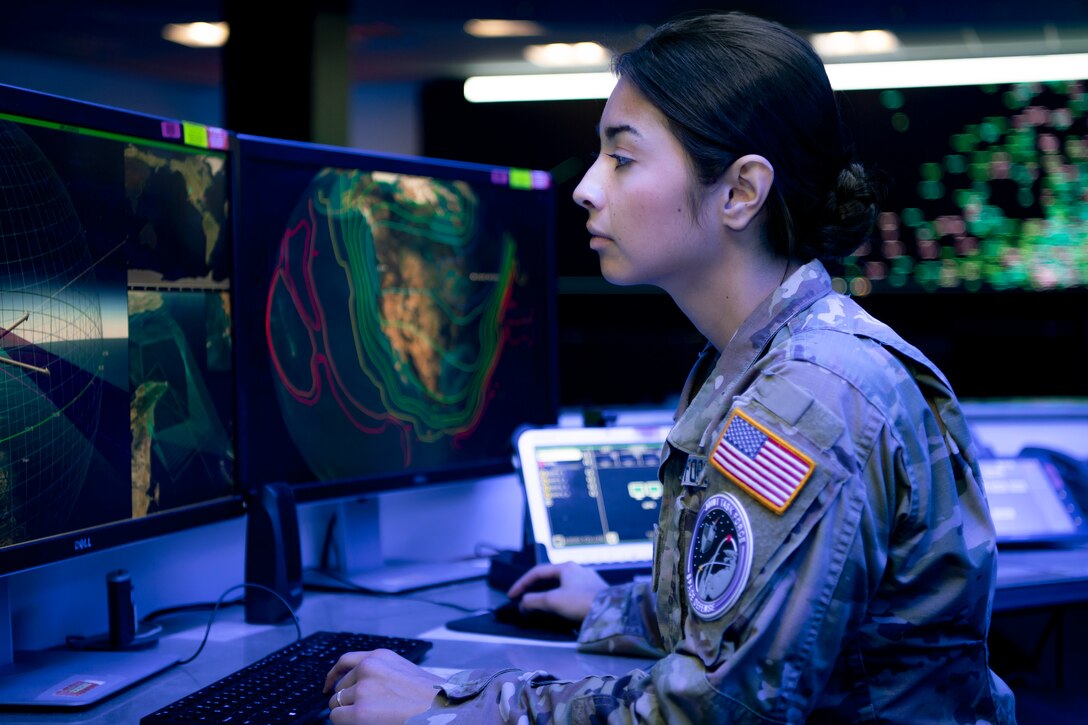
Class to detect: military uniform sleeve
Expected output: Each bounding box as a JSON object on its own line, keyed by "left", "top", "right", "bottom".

{"left": 646, "top": 347, "right": 1009, "bottom": 722}
{"left": 406, "top": 521, "right": 873, "bottom": 725}
{"left": 408, "top": 648, "right": 796, "bottom": 725}
{"left": 576, "top": 580, "right": 667, "bottom": 659}
{"left": 656, "top": 358, "right": 884, "bottom": 721}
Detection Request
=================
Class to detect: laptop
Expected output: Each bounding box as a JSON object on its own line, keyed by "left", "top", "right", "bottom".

{"left": 515, "top": 424, "right": 672, "bottom": 581}
{"left": 979, "top": 456, "right": 1088, "bottom": 546}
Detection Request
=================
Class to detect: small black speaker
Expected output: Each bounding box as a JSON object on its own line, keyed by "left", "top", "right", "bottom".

{"left": 106, "top": 569, "right": 136, "bottom": 648}
{"left": 245, "top": 482, "right": 304, "bottom": 623}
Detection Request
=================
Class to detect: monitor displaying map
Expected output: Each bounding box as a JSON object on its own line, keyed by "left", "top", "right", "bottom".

{"left": 0, "top": 84, "right": 240, "bottom": 570}
{"left": 232, "top": 135, "right": 559, "bottom": 499}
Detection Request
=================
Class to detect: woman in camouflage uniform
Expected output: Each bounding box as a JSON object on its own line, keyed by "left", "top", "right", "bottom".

{"left": 325, "top": 12, "right": 1017, "bottom": 723}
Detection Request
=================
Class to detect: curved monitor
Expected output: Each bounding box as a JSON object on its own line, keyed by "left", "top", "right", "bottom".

{"left": 232, "top": 134, "right": 559, "bottom": 502}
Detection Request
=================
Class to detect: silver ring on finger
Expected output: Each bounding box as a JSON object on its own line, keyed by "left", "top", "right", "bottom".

{"left": 336, "top": 689, "right": 344, "bottom": 707}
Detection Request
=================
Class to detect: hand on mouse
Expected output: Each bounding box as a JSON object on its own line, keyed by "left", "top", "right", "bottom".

{"left": 507, "top": 562, "right": 609, "bottom": 622}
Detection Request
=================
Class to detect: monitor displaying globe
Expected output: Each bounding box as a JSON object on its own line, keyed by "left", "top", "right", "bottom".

{"left": 0, "top": 83, "right": 242, "bottom": 573}
{"left": 232, "top": 134, "right": 559, "bottom": 499}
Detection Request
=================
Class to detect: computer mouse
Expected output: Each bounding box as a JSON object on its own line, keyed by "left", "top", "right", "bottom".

{"left": 492, "top": 597, "right": 579, "bottom": 636}
{"left": 492, "top": 575, "right": 578, "bottom": 634}
{"left": 517, "top": 574, "right": 561, "bottom": 595}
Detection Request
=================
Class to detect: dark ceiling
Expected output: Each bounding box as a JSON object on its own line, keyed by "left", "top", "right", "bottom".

{"left": 3, "top": 1, "right": 1088, "bottom": 87}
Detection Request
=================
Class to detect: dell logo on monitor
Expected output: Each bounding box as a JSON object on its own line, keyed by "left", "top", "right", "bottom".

{"left": 74, "top": 537, "right": 93, "bottom": 551}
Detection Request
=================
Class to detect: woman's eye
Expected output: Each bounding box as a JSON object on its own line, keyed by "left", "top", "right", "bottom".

{"left": 608, "top": 153, "right": 632, "bottom": 168}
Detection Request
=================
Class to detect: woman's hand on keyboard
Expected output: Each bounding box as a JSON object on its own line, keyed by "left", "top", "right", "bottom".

{"left": 324, "top": 648, "right": 444, "bottom": 724}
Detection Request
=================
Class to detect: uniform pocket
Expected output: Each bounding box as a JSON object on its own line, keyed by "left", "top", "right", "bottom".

{"left": 655, "top": 491, "right": 701, "bottom": 652}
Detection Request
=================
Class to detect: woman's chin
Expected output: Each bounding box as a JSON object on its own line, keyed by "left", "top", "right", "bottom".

{"left": 600, "top": 269, "right": 634, "bottom": 287}
{"left": 600, "top": 265, "right": 639, "bottom": 287}
{"left": 597, "top": 258, "right": 640, "bottom": 287}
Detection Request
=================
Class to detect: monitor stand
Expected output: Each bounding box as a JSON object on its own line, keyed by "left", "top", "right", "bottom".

{"left": 318, "top": 498, "right": 490, "bottom": 594}
{"left": 0, "top": 578, "right": 179, "bottom": 708}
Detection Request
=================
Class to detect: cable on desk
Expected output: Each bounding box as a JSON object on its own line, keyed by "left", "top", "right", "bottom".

{"left": 142, "top": 597, "right": 245, "bottom": 623}
{"left": 176, "top": 582, "right": 302, "bottom": 665}
{"left": 319, "top": 511, "right": 340, "bottom": 572}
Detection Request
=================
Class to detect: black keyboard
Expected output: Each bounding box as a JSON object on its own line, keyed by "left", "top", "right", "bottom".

{"left": 141, "top": 631, "right": 433, "bottom": 725}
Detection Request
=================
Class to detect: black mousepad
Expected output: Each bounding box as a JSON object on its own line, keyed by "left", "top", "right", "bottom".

{"left": 445, "top": 611, "right": 579, "bottom": 642}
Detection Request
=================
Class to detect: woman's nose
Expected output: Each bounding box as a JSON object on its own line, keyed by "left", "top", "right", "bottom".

{"left": 572, "top": 164, "right": 600, "bottom": 210}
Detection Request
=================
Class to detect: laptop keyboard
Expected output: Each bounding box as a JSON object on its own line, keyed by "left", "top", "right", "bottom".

{"left": 140, "top": 630, "right": 433, "bottom": 725}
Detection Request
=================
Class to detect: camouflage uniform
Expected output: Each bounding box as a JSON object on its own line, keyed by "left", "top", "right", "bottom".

{"left": 408, "top": 260, "right": 1017, "bottom": 724}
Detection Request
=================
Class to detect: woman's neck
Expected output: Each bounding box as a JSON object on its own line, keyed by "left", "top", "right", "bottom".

{"left": 670, "top": 252, "right": 798, "bottom": 352}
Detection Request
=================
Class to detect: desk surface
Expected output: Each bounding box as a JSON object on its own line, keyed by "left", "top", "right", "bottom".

{"left": 0, "top": 579, "right": 654, "bottom": 724}
{"left": 3, "top": 544, "right": 1087, "bottom": 723}
{"left": 993, "top": 543, "right": 1088, "bottom": 612}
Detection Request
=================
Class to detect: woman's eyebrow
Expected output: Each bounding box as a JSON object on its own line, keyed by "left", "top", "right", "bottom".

{"left": 595, "top": 123, "right": 642, "bottom": 142}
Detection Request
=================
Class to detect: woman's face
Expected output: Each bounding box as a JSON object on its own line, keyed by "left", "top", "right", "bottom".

{"left": 573, "top": 76, "right": 721, "bottom": 292}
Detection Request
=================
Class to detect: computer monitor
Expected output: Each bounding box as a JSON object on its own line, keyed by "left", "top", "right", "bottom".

{"left": 836, "top": 78, "right": 1088, "bottom": 397}
{"left": 232, "top": 134, "right": 559, "bottom": 590}
{"left": 979, "top": 456, "right": 1088, "bottom": 546}
{"left": 0, "top": 83, "right": 242, "bottom": 706}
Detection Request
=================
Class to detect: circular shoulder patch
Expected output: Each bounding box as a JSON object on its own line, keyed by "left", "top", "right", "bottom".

{"left": 685, "top": 492, "right": 753, "bottom": 620}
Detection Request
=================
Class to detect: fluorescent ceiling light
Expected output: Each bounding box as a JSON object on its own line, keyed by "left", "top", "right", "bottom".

{"left": 825, "top": 53, "right": 1088, "bottom": 90}
{"left": 523, "top": 42, "right": 609, "bottom": 68}
{"left": 811, "top": 29, "right": 899, "bottom": 57}
{"left": 162, "top": 21, "right": 229, "bottom": 48}
{"left": 465, "top": 53, "right": 1088, "bottom": 102}
{"left": 464, "top": 19, "right": 545, "bottom": 38}
{"left": 464, "top": 72, "right": 618, "bottom": 102}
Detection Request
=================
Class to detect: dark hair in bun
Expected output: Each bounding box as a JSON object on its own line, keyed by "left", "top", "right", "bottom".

{"left": 615, "top": 11, "right": 881, "bottom": 261}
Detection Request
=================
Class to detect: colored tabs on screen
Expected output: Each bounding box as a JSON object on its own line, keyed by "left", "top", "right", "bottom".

{"left": 164, "top": 120, "right": 229, "bottom": 150}
{"left": 491, "top": 167, "right": 551, "bottom": 190}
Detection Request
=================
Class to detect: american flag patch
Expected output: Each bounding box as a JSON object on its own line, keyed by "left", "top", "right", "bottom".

{"left": 710, "top": 409, "right": 814, "bottom": 514}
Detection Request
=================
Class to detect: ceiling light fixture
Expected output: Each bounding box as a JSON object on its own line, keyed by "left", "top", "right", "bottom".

{"left": 464, "top": 72, "right": 618, "bottom": 103}
{"left": 463, "top": 19, "right": 545, "bottom": 38}
{"left": 162, "top": 21, "right": 230, "bottom": 49}
{"left": 825, "top": 53, "right": 1088, "bottom": 90}
{"left": 465, "top": 52, "right": 1088, "bottom": 102}
{"left": 811, "top": 29, "right": 900, "bottom": 58}
{"left": 523, "top": 42, "right": 610, "bottom": 68}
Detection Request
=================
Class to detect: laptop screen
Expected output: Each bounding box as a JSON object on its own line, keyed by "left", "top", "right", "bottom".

{"left": 517, "top": 425, "right": 671, "bottom": 567}
{"left": 979, "top": 457, "right": 1088, "bottom": 545}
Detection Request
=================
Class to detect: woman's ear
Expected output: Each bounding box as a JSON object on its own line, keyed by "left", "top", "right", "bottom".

{"left": 719, "top": 154, "right": 774, "bottom": 232}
